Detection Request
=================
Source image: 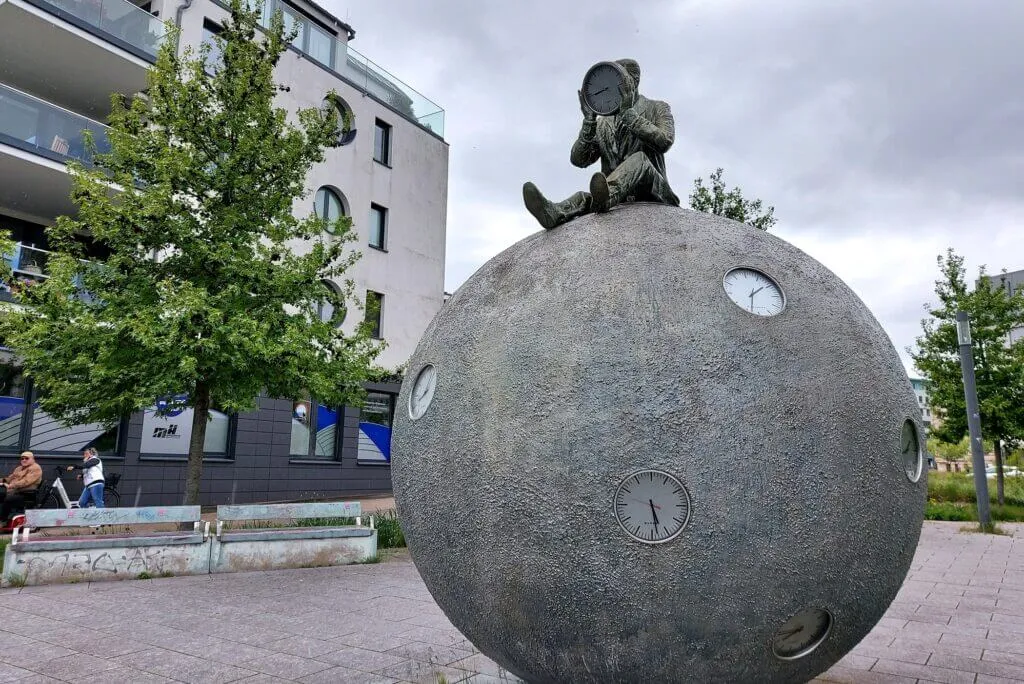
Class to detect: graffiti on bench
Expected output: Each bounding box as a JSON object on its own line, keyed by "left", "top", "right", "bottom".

{"left": 26, "top": 506, "right": 202, "bottom": 527}
{"left": 216, "top": 502, "right": 361, "bottom": 521}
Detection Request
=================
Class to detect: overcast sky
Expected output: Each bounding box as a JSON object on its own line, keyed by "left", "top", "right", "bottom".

{"left": 333, "top": 0, "right": 1024, "bottom": 374}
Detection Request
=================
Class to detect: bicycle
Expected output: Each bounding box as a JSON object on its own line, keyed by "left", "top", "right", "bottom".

{"left": 37, "top": 466, "right": 122, "bottom": 509}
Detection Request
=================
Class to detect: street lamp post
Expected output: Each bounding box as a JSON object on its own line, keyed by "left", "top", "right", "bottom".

{"left": 956, "top": 311, "right": 992, "bottom": 528}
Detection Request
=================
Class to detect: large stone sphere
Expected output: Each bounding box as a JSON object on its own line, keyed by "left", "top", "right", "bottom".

{"left": 391, "top": 204, "right": 925, "bottom": 683}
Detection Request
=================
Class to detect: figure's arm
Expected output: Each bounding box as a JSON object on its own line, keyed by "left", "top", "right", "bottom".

{"left": 570, "top": 122, "right": 601, "bottom": 168}
{"left": 620, "top": 100, "right": 675, "bottom": 154}
{"left": 570, "top": 90, "right": 601, "bottom": 168}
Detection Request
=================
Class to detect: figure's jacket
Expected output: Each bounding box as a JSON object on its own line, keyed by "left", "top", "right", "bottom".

{"left": 6, "top": 459, "right": 42, "bottom": 492}
{"left": 72, "top": 456, "right": 104, "bottom": 487}
{"left": 570, "top": 94, "right": 680, "bottom": 206}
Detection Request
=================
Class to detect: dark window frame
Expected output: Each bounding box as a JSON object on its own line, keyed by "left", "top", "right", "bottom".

{"left": 0, "top": 369, "right": 128, "bottom": 460}
{"left": 373, "top": 119, "right": 392, "bottom": 166}
{"left": 288, "top": 398, "right": 342, "bottom": 462}
{"left": 137, "top": 402, "right": 238, "bottom": 462}
{"left": 356, "top": 390, "right": 396, "bottom": 466}
{"left": 369, "top": 203, "right": 388, "bottom": 250}
{"left": 365, "top": 290, "right": 384, "bottom": 339}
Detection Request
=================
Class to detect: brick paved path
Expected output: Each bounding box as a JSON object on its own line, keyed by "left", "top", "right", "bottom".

{"left": 0, "top": 521, "right": 1022, "bottom": 683}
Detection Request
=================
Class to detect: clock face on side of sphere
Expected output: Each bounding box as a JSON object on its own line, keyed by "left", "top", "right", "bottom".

{"left": 613, "top": 470, "right": 691, "bottom": 544}
{"left": 723, "top": 267, "right": 786, "bottom": 316}
{"left": 581, "top": 62, "right": 626, "bottom": 116}
{"left": 772, "top": 608, "right": 833, "bottom": 660}
{"left": 901, "top": 419, "right": 922, "bottom": 482}
{"left": 408, "top": 364, "right": 437, "bottom": 420}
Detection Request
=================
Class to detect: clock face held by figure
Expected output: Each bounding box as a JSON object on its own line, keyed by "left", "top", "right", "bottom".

{"left": 772, "top": 608, "right": 833, "bottom": 660}
{"left": 408, "top": 364, "right": 437, "bottom": 420}
{"left": 581, "top": 61, "right": 628, "bottom": 117}
{"left": 723, "top": 267, "right": 786, "bottom": 316}
{"left": 613, "top": 470, "right": 691, "bottom": 544}
{"left": 901, "top": 419, "right": 922, "bottom": 482}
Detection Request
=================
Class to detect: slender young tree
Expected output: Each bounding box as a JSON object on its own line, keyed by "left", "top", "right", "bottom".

{"left": 911, "top": 249, "right": 1024, "bottom": 504}
{"left": 689, "top": 167, "right": 777, "bottom": 231}
{"left": 0, "top": 0, "right": 380, "bottom": 505}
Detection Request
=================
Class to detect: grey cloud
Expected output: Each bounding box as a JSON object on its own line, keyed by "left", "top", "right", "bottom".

{"left": 337, "top": 0, "right": 1024, "bottom": 369}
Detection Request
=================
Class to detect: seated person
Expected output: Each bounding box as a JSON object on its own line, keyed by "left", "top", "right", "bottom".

{"left": 0, "top": 451, "right": 42, "bottom": 522}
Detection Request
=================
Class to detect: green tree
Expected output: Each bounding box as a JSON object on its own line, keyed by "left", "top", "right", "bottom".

{"left": 688, "top": 167, "right": 777, "bottom": 231}
{"left": 927, "top": 435, "right": 969, "bottom": 461}
{"left": 911, "top": 249, "right": 1024, "bottom": 504}
{"left": 0, "top": 0, "right": 380, "bottom": 505}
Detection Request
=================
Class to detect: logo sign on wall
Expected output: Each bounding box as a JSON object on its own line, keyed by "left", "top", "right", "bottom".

{"left": 141, "top": 396, "right": 229, "bottom": 455}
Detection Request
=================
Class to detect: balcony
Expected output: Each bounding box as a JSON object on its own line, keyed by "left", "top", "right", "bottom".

{"left": 255, "top": 0, "right": 444, "bottom": 138}
{"left": 0, "top": 82, "right": 110, "bottom": 218}
{"left": 1, "top": 243, "right": 100, "bottom": 304}
{"left": 0, "top": 0, "right": 163, "bottom": 119}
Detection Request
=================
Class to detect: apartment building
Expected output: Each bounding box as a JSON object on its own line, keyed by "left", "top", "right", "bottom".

{"left": 0, "top": 0, "right": 448, "bottom": 503}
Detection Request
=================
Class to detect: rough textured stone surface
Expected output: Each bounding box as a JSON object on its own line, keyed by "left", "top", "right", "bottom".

{"left": 391, "top": 203, "right": 927, "bottom": 684}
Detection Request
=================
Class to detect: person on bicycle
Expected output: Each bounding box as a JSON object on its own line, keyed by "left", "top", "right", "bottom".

{"left": 68, "top": 447, "right": 104, "bottom": 508}
{"left": 0, "top": 451, "right": 42, "bottom": 522}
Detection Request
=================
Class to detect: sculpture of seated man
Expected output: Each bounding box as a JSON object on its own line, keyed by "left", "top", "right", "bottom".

{"left": 523, "top": 59, "right": 680, "bottom": 230}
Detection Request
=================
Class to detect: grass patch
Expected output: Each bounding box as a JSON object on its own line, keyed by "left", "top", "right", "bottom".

{"left": 0, "top": 538, "right": 7, "bottom": 574}
{"left": 357, "top": 554, "right": 381, "bottom": 564}
{"left": 926, "top": 473, "right": 1024, "bottom": 522}
{"left": 6, "top": 572, "right": 25, "bottom": 588}
{"left": 375, "top": 509, "right": 406, "bottom": 549}
{"left": 136, "top": 571, "right": 153, "bottom": 580}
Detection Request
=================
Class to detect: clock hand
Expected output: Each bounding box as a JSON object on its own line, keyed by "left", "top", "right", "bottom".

{"left": 777, "top": 627, "right": 804, "bottom": 638}
{"left": 590, "top": 87, "right": 609, "bottom": 96}
{"left": 649, "top": 499, "right": 660, "bottom": 526}
{"left": 749, "top": 286, "right": 765, "bottom": 297}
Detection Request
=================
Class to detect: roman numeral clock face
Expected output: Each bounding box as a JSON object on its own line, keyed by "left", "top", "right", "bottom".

{"left": 614, "top": 470, "right": 691, "bottom": 544}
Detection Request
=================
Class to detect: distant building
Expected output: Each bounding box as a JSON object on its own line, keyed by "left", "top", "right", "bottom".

{"left": 909, "top": 377, "right": 932, "bottom": 431}
{"left": 998, "top": 269, "right": 1024, "bottom": 344}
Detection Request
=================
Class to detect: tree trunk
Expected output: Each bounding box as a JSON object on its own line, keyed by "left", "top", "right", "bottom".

{"left": 994, "top": 438, "right": 1005, "bottom": 506}
{"left": 184, "top": 381, "right": 210, "bottom": 506}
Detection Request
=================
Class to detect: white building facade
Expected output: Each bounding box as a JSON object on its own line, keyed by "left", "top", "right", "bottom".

{"left": 0, "top": 0, "right": 448, "bottom": 503}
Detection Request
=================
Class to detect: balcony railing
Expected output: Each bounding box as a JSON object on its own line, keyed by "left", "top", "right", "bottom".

{"left": 0, "top": 83, "right": 111, "bottom": 165}
{"left": 256, "top": 0, "right": 444, "bottom": 137}
{"left": 5, "top": 244, "right": 51, "bottom": 281}
{"left": 340, "top": 46, "right": 445, "bottom": 137}
{"left": 27, "top": 0, "right": 165, "bottom": 60}
{"left": 2, "top": 243, "right": 99, "bottom": 304}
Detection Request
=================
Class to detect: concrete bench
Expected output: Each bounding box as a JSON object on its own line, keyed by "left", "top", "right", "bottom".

{"left": 210, "top": 502, "right": 376, "bottom": 573}
{"left": 3, "top": 506, "right": 209, "bottom": 586}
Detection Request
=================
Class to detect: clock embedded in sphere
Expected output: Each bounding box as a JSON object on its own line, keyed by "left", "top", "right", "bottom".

{"left": 581, "top": 61, "right": 629, "bottom": 116}
{"left": 613, "top": 470, "right": 691, "bottom": 544}
{"left": 901, "top": 418, "right": 922, "bottom": 482}
{"left": 723, "top": 266, "right": 785, "bottom": 316}
{"left": 391, "top": 204, "right": 926, "bottom": 683}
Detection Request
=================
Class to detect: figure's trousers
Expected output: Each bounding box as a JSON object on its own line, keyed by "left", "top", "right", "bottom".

{"left": 551, "top": 152, "right": 674, "bottom": 224}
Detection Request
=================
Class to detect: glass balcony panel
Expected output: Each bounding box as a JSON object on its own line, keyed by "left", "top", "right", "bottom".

{"left": 0, "top": 83, "right": 111, "bottom": 164}
{"left": 33, "top": 0, "right": 165, "bottom": 58}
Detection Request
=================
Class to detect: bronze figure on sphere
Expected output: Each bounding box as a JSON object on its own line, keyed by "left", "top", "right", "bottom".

{"left": 523, "top": 59, "right": 680, "bottom": 230}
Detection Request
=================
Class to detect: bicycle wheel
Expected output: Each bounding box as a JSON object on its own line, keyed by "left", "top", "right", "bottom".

{"left": 43, "top": 492, "right": 62, "bottom": 509}
{"left": 102, "top": 488, "right": 120, "bottom": 508}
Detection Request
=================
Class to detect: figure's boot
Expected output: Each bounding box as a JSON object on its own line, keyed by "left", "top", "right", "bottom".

{"left": 589, "top": 172, "right": 626, "bottom": 213}
{"left": 523, "top": 183, "right": 592, "bottom": 230}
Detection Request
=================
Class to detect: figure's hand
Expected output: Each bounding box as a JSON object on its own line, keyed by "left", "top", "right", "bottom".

{"left": 578, "top": 90, "right": 596, "bottom": 123}
{"left": 66, "top": 466, "right": 74, "bottom": 472}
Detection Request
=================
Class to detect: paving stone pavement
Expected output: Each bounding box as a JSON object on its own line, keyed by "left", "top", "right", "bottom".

{"left": 1, "top": 521, "right": 1023, "bottom": 683}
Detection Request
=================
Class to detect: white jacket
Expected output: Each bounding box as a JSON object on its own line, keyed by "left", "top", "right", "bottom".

{"left": 80, "top": 457, "right": 104, "bottom": 487}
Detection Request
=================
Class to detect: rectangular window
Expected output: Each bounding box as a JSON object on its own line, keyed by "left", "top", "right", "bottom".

{"left": 358, "top": 392, "right": 394, "bottom": 465}
{"left": 365, "top": 291, "right": 383, "bottom": 339}
{"left": 201, "top": 20, "right": 223, "bottom": 72}
{"left": 140, "top": 398, "right": 233, "bottom": 459}
{"left": 0, "top": 362, "right": 123, "bottom": 457}
{"left": 369, "top": 203, "right": 387, "bottom": 250}
{"left": 306, "top": 23, "right": 334, "bottom": 67}
{"left": 0, "top": 365, "right": 27, "bottom": 450}
{"left": 374, "top": 119, "right": 392, "bottom": 165}
{"left": 289, "top": 399, "right": 338, "bottom": 459}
